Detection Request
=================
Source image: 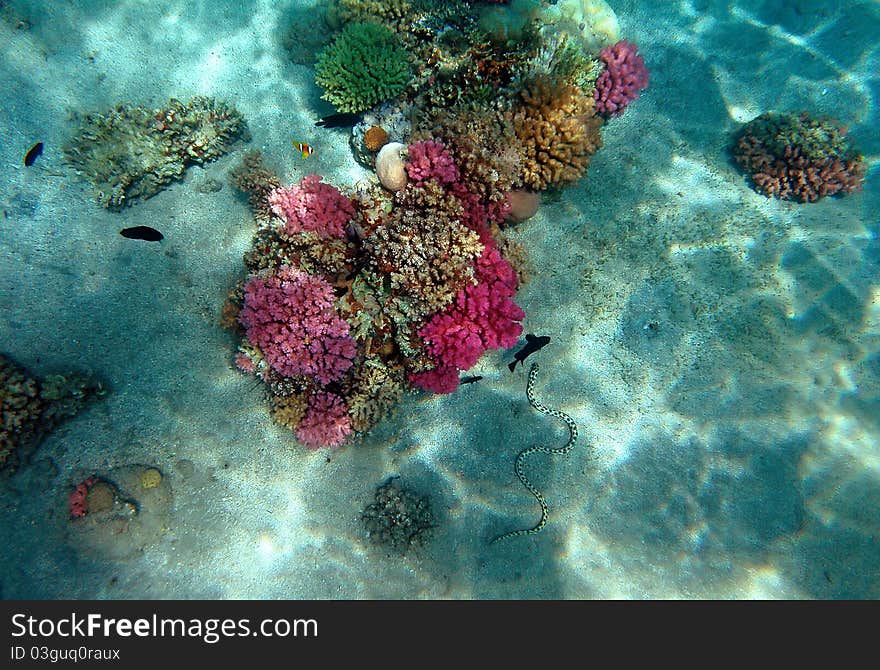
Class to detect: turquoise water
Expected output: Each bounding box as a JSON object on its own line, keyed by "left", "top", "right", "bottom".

{"left": 0, "top": 0, "right": 877, "bottom": 599}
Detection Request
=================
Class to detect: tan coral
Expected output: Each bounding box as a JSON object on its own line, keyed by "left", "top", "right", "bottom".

{"left": 344, "top": 357, "right": 405, "bottom": 433}
{"left": 367, "top": 180, "right": 483, "bottom": 318}
{"left": 510, "top": 76, "right": 603, "bottom": 190}
{"left": 2, "top": 354, "right": 101, "bottom": 474}
{"left": 270, "top": 393, "right": 308, "bottom": 431}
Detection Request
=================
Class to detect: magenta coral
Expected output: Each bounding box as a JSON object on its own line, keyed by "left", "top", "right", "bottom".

{"left": 414, "top": 247, "right": 524, "bottom": 393}
{"left": 239, "top": 265, "right": 357, "bottom": 384}
{"left": 594, "top": 40, "right": 649, "bottom": 118}
{"left": 408, "top": 365, "right": 461, "bottom": 395}
{"left": 295, "top": 391, "right": 352, "bottom": 449}
{"left": 267, "top": 174, "right": 355, "bottom": 238}
{"left": 69, "top": 476, "right": 96, "bottom": 518}
{"left": 406, "top": 140, "right": 460, "bottom": 185}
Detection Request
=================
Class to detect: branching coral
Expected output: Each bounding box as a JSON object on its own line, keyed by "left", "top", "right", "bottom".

{"left": 367, "top": 180, "right": 483, "bottom": 318}
{"left": 412, "top": 246, "right": 524, "bottom": 393}
{"left": 343, "top": 356, "right": 406, "bottom": 433}
{"left": 593, "top": 39, "right": 649, "bottom": 118}
{"left": 733, "top": 112, "right": 866, "bottom": 202}
{"left": 315, "top": 21, "right": 413, "bottom": 113}
{"left": 510, "top": 75, "right": 604, "bottom": 190}
{"left": 268, "top": 174, "right": 356, "bottom": 238}
{"left": 415, "top": 103, "right": 524, "bottom": 203}
{"left": 238, "top": 266, "right": 357, "bottom": 384}
{"left": 295, "top": 391, "right": 352, "bottom": 449}
{"left": 229, "top": 149, "right": 282, "bottom": 221}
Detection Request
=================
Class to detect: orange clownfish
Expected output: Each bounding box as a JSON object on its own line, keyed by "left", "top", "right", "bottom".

{"left": 293, "top": 141, "right": 314, "bottom": 159}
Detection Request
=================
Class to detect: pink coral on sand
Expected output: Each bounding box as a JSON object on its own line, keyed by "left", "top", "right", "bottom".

{"left": 267, "top": 174, "right": 355, "bottom": 238}
{"left": 406, "top": 140, "right": 460, "bottom": 185}
{"left": 295, "top": 391, "right": 352, "bottom": 449}
{"left": 69, "top": 476, "right": 96, "bottom": 518}
{"left": 413, "top": 246, "right": 524, "bottom": 393}
{"left": 239, "top": 265, "right": 357, "bottom": 384}
{"left": 594, "top": 40, "right": 649, "bottom": 118}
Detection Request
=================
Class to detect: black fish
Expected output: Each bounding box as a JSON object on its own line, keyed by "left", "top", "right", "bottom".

{"left": 120, "top": 226, "right": 164, "bottom": 241}
{"left": 508, "top": 334, "right": 550, "bottom": 372}
{"left": 460, "top": 375, "right": 483, "bottom": 385}
{"left": 315, "top": 112, "right": 362, "bottom": 128}
{"left": 24, "top": 142, "right": 43, "bottom": 167}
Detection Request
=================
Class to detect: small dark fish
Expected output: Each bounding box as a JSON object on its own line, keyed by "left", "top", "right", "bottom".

{"left": 508, "top": 333, "right": 550, "bottom": 372}
{"left": 460, "top": 375, "right": 483, "bottom": 385}
{"left": 315, "top": 112, "right": 362, "bottom": 128}
{"left": 24, "top": 142, "right": 43, "bottom": 167}
{"left": 120, "top": 226, "right": 164, "bottom": 242}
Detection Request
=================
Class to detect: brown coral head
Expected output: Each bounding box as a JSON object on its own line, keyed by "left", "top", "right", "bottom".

{"left": 363, "top": 125, "right": 389, "bottom": 152}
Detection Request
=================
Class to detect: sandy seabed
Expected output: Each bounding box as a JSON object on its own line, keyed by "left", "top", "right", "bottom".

{"left": 0, "top": 0, "right": 878, "bottom": 599}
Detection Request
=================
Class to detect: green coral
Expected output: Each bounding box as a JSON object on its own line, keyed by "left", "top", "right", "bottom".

{"left": 64, "top": 96, "right": 249, "bottom": 210}
{"left": 315, "top": 22, "right": 413, "bottom": 113}
{"left": 748, "top": 112, "right": 858, "bottom": 162}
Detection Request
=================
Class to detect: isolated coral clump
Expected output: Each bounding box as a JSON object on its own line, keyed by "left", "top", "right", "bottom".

{"left": 268, "top": 174, "right": 356, "bottom": 238}
{"left": 315, "top": 21, "right": 413, "bottom": 113}
{"left": 1, "top": 354, "right": 103, "bottom": 475}
{"left": 733, "top": 111, "right": 866, "bottom": 202}
{"left": 511, "top": 76, "right": 604, "bottom": 190}
{"left": 593, "top": 39, "right": 649, "bottom": 118}
{"left": 64, "top": 96, "right": 249, "bottom": 209}
{"left": 238, "top": 266, "right": 357, "bottom": 384}
{"left": 361, "top": 477, "right": 436, "bottom": 553}
{"left": 295, "top": 391, "right": 352, "bottom": 449}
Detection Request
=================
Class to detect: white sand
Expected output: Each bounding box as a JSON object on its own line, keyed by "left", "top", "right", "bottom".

{"left": 0, "top": 0, "right": 877, "bottom": 599}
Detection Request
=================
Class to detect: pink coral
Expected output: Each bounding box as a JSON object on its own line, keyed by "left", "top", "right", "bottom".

{"left": 414, "top": 246, "right": 524, "bottom": 393}
{"left": 594, "top": 40, "right": 649, "bottom": 118}
{"left": 69, "top": 476, "right": 96, "bottom": 518}
{"left": 295, "top": 391, "right": 352, "bottom": 449}
{"left": 239, "top": 265, "right": 357, "bottom": 384}
{"left": 267, "top": 174, "right": 355, "bottom": 238}
{"left": 408, "top": 365, "right": 460, "bottom": 394}
{"left": 406, "top": 140, "right": 460, "bottom": 185}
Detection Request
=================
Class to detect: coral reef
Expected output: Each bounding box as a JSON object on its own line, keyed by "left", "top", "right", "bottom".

{"left": 367, "top": 179, "right": 484, "bottom": 318}
{"left": 593, "top": 39, "right": 650, "bottom": 118}
{"left": 226, "top": 0, "right": 650, "bottom": 449}
{"left": 361, "top": 477, "right": 436, "bottom": 553}
{"left": 511, "top": 75, "right": 604, "bottom": 190}
{"left": 732, "top": 112, "right": 866, "bottom": 202}
{"left": 64, "top": 96, "right": 249, "bottom": 210}
{"left": 1, "top": 354, "right": 104, "bottom": 475}
{"left": 315, "top": 22, "right": 413, "bottom": 113}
